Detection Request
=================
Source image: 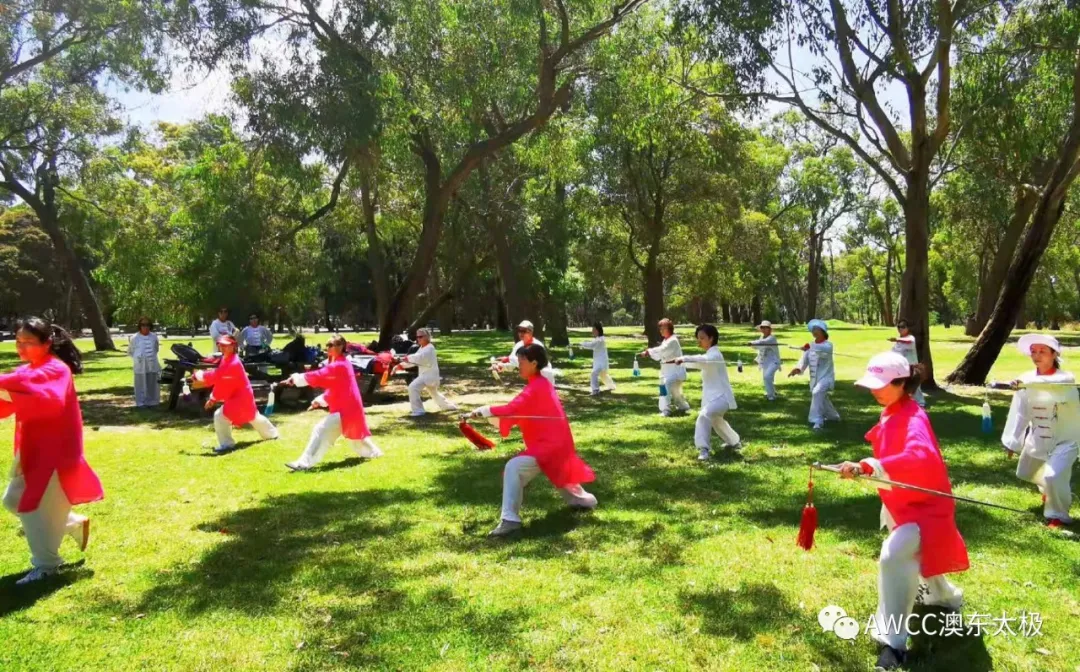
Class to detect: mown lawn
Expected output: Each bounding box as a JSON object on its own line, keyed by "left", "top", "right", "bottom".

{"left": 0, "top": 324, "right": 1077, "bottom": 671}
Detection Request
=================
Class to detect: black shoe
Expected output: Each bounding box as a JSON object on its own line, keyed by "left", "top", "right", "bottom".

{"left": 875, "top": 645, "right": 906, "bottom": 670}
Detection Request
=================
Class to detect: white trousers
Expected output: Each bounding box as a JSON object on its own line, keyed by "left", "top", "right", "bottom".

{"left": 590, "top": 368, "right": 616, "bottom": 393}
{"left": 407, "top": 376, "right": 457, "bottom": 414}
{"left": 500, "top": 455, "right": 597, "bottom": 523}
{"left": 293, "top": 412, "right": 382, "bottom": 468}
{"left": 214, "top": 406, "right": 279, "bottom": 448}
{"left": 808, "top": 384, "right": 840, "bottom": 426}
{"left": 761, "top": 363, "right": 779, "bottom": 400}
{"left": 133, "top": 371, "right": 160, "bottom": 407}
{"left": 4, "top": 466, "right": 86, "bottom": 570}
{"left": 658, "top": 378, "right": 690, "bottom": 413}
{"left": 869, "top": 523, "right": 963, "bottom": 651}
{"left": 695, "top": 398, "right": 740, "bottom": 449}
{"left": 1017, "top": 442, "right": 1077, "bottom": 521}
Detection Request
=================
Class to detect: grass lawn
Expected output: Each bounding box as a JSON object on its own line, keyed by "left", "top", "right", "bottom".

{"left": 1, "top": 323, "right": 1078, "bottom": 671}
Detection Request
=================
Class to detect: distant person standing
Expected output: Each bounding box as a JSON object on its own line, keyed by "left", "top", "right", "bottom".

{"left": 888, "top": 319, "right": 925, "bottom": 407}
{"left": 748, "top": 320, "right": 781, "bottom": 401}
{"left": 209, "top": 307, "right": 237, "bottom": 354}
{"left": 239, "top": 313, "right": 274, "bottom": 355}
{"left": 127, "top": 317, "right": 161, "bottom": 408}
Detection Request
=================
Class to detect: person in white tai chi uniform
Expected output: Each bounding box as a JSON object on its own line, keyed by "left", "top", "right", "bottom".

{"left": 1001, "top": 333, "right": 1078, "bottom": 528}
{"left": 127, "top": 317, "right": 161, "bottom": 408}
{"left": 639, "top": 318, "right": 690, "bottom": 417}
{"left": 396, "top": 328, "right": 458, "bottom": 417}
{"left": 888, "top": 319, "right": 925, "bottom": 407}
{"left": 788, "top": 319, "right": 840, "bottom": 430}
{"left": 748, "top": 320, "right": 781, "bottom": 401}
{"left": 579, "top": 322, "right": 615, "bottom": 395}
{"left": 208, "top": 307, "right": 238, "bottom": 354}
{"left": 676, "top": 324, "right": 740, "bottom": 461}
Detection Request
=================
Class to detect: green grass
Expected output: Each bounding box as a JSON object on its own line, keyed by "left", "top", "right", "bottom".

{"left": 1, "top": 324, "right": 1078, "bottom": 671}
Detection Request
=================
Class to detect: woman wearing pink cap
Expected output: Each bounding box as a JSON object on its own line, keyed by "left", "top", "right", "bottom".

{"left": 836, "top": 351, "right": 968, "bottom": 670}
{"left": 192, "top": 334, "right": 279, "bottom": 453}
{"left": 1002, "top": 334, "right": 1078, "bottom": 527}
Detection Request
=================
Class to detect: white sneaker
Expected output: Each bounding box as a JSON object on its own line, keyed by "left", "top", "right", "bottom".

{"left": 16, "top": 567, "right": 57, "bottom": 585}
{"left": 697, "top": 448, "right": 711, "bottom": 461}
{"left": 285, "top": 461, "right": 310, "bottom": 472}
{"left": 356, "top": 446, "right": 383, "bottom": 459}
{"left": 488, "top": 519, "right": 522, "bottom": 537}
{"left": 812, "top": 424, "right": 824, "bottom": 432}
{"left": 659, "top": 410, "right": 672, "bottom": 417}
{"left": 590, "top": 390, "right": 601, "bottom": 396}
{"left": 410, "top": 410, "right": 427, "bottom": 417}
{"left": 67, "top": 517, "right": 90, "bottom": 552}
{"left": 213, "top": 445, "right": 233, "bottom": 454}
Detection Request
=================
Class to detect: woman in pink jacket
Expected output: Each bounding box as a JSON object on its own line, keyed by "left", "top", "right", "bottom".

{"left": 838, "top": 352, "right": 969, "bottom": 670}
{"left": 1, "top": 319, "right": 103, "bottom": 585}
{"left": 283, "top": 335, "right": 382, "bottom": 471}
{"left": 193, "top": 335, "right": 278, "bottom": 454}
{"left": 471, "top": 343, "right": 596, "bottom": 537}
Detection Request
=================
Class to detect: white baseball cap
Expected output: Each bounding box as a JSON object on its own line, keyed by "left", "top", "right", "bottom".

{"left": 757, "top": 320, "right": 773, "bottom": 329}
{"left": 1017, "top": 333, "right": 1061, "bottom": 356}
{"left": 854, "top": 352, "right": 912, "bottom": 390}
{"left": 516, "top": 320, "right": 534, "bottom": 331}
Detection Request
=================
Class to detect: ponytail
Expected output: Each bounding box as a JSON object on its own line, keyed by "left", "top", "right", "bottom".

{"left": 17, "top": 317, "right": 83, "bottom": 374}
{"left": 899, "top": 363, "right": 926, "bottom": 396}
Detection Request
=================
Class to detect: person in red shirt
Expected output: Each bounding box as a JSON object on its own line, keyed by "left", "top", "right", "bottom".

{"left": 837, "top": 351, "right": 968, "bottom": 670}
{"left": 470, "top": 343, "right": 596, "bottom": 537}
{"left": 1, "top": 318, "right": 103, "bottom": 585}
{"left": 281, "top": 334, "right": 382, "bottom": 470}
{"left": 193, "top": 335, "right": 278, "bottom": 453}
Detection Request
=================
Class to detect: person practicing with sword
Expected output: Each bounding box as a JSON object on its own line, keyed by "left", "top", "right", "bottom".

{"left": 638, "top": 318, "right": 691, "bottom": 417}
{"left": 834, "top": 352, "right": 968, "bottom": 670}
{"left": 395, "top": 328, "right": 458, "bottom": 417}
{"left": 1001, "top": 333, "right": 1078, "bottom": 528}
{"left": 675, "top": 324, "right": 740, "bottom": 461}
{"left": 492, "top": 321, "right": 555, "bottom": 385}
{"left": 748, "top": 320, "right": 781, "bottom": 402}
{"left": 788, "top": 319, "right": 840, "bottom": 430}
{"left": 887, "top": 319, "right": 925, "bottom": 407}
{"left": 579, "top": 322, "right": 615, "bottom": 396}
{"left": 469, "top": 343, "right": 596, "bottom": 537}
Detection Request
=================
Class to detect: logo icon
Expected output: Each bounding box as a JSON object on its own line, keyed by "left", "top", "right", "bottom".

{"left": 819, "top": 605, "right": 859, "bottom": 641}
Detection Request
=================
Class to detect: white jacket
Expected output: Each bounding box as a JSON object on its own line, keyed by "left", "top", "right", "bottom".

{"left": 403, "top": 343, "right": 441, "bottom": 383}
{"left": 797, "top": 340, "right": 835, "bottom": 392}
{"left": 1002, "top": 370, "right": 1080, "bottom": 460}
{"left": 750, "top": 334, "right": 780, "bottom": 368}
{"left": 580, "top": 336, "right": 609, "bottom": 370}
{"left": 507, "top": 340, "right": 555, "bottom": 377}
{"left": 127, "top": 332, "right": 161, "bottom": 374}
{"left": 209, "top": 319, "right": 237, "bottom": 353}
{"left": 892, "top": 335, "right": 918, "bottom": 365}
{"left": 647, "top": 335, "right": 687, "bottom": 383}
{"left": 683, "top": 346, "right": 737, "bottom": 409}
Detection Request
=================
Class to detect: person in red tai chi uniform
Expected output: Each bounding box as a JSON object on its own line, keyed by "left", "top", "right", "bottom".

{"left": 1, "top": 318, "right": 103, "bottom": 585}
{"left": 470, "top": 343, "right": 597, "bottom": 537}
{"left": 837, "top": 351, "right": 968, "bottom": 670}
{"left": 192, "top": 334, "right": 279, "bottom": 454}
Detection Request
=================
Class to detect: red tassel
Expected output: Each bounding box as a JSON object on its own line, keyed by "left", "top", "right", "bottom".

{"left": 458, "top": 421, "right": 496, "bottom": 450}
{"left": 379, "top": 367, "right": 390, "bottom": 387}
{"left": 797, "top": 465, "right": 818, "bottom": 550}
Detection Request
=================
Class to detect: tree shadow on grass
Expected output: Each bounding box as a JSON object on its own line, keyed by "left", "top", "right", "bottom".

{"left": 0, "top": 560, "right": 93, "bottom": 619}
{"left": 907, "top": 605, "right": 994, "bottom": 672}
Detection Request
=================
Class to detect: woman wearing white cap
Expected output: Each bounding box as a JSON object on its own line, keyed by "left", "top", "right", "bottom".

{"left": 675, "top": 324, "right": 740, "bottom": 460}
{"left": 396, "top": 328, "right": 458, "bottom": 417}
{"left": 748, "top": 320, "right": 780, "bottom": 401}
{"left": 887, "top": 319, "right": 925, "bottom": 407}
{"left": 1002, "top": 333, "right": 1078, "bottom": 527}
{"left": 836, "top": 351, "right": 968, "bottom": 670}
{"left": 638, "top": 318, "right": 691, "bottom": 416}
{"left": 788, "top": 319, "right": 840, "bottom": 430}
{"left": 493, "top": 321, "right": 556, "bottom": 384}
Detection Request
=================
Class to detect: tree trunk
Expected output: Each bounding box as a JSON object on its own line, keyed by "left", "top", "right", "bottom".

{"left": 899, "top": 169, "right": 936, "bottom": 388}
{"left": 721, "top": 300, "right": 731, "bottom": 324}
{"left": 805, "top": 227, "right": 821, "bottom": 321}
{"left": 967, "top": 187, "right": 1039, "bottom": 336}
{"left": 495, "top": 292, "right": 509, "bottom": 331}
{"left": 883, "top": 248, "right": 895, "bottom": 326}
{"left": 865, "top": 262, "right": 887, "bottom": 327}
{"left": 750, "top": 294, "right": 762, "bottom": 325}
{"left": 543, "top": 294, "right": 569, "bottom": 346}
{"left": 642, "top": 253, "right": 664, "bottom": 345}
{"left": 358, "top": 154, "right": 391, "bottom": 327}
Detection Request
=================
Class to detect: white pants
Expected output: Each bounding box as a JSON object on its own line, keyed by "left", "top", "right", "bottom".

{"left": 659, "top": 378, "right": 690, "bottom": 414}
{"left": 761, "top": 363, "right": 779, "bottom": 400}
{"left": 407, "top": 376, "right": 457, "bottom": 414}
{"left": 214, "top": 407, "right": 279, "bottom": 448}
{"left": 500, "top": 455, "right": 597, "bottom": 523}
{"left": 695, "top": 398, "right": 740, "bottom": 449}
{"left": 133, "top": 371, "right": 160, "bottom": 407}
{"left": 4, "top": 465, "right": 86, "bottom": 570}
{"left": 808, "top": 383, "right": 840, "bottom": 426}
{"left": 870, "top": 523, "right": 963, "bottom": 651}
{"left": 1017, "top": 442, "right": 1077, "bottom": 521}
{"left": 293, "top": 412, "right": 382, "bottom": 468}
{"left": 590, "top": 368, "right": 616, "bottom": 393}
{"left": 913, "top": 386, "right": 926, "bottom": 407}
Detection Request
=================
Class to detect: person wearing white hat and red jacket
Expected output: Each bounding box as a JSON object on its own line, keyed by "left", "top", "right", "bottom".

{"left": 748, "top": 320, "right": 781, "bottom": 401}
{"left": 887, "top": 319, "right": 925, "bottom": 407}
{"left": 788, "top": 319, "right": 840, "bottom": 430}
{"left": 493, "top": 321, "right": 556, "bottom": 384}
{"left": 838, "top": 351, "right": 968, "bottom": 670}
{"left": 638, "top": 318, "right": 691, "bottom": 416}
{"left": 1002, "top": 333, "right": 1078, "bottom": 527}
{"left": 192, "top": 334, "right": 279, "bottom": 454}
